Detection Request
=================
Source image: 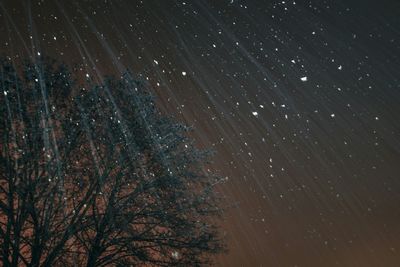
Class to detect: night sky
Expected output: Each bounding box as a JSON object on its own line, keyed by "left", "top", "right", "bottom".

{"left": 1, "top": 0, "right": 400, "bottom": 266}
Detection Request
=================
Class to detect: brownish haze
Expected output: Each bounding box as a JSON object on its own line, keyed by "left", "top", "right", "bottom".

{"left": 1, "top": 0, "right": 400, "bottom": 266}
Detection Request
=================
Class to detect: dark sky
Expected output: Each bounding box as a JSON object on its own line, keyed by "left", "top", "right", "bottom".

{"left": 1, "top": 0, "right": 400, "bottom": 266}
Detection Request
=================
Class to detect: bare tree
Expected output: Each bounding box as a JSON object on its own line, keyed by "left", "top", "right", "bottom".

{"left": 0, "top": 58, "right": 224, "bottom": 266}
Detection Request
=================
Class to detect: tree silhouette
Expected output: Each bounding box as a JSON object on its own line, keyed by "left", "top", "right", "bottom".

{"left": 0, "top": 57, "right": 224, "bottom": 266}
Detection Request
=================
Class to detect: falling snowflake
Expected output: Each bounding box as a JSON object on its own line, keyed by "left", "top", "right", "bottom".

{"left": 171, "top": 251, "right": 179, "bottom": 259}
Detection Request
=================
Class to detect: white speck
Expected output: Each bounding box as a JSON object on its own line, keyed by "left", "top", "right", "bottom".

{"left": 338, "top": 65, "right": 342, "bottom": 70}
{"left": 259, "top": 104, "right": 264, "bottom": 108}
{"left": 291, "top": 59, "right": 296, "bottom": 64}
{"left": 53, "top": 36, "right": 57, "bottom": 40}
{"left": 3, "top": 91, "right": 7, "bottom": 96}
{"left": 182, "top": 71, "right": 187, "bottom": 76}
{"left": 300, "top": 76, "right": 308, "bottom": 82}
{"left": 375, "top": 116, "right": 379, "bottom": 120}
{"left": 86, "top": 73, "right": 90, "bottom": 78}
{"left": 37, "top": 52, "right": 41, "bottom": 56}
{"left": 171, "top": 251, "right": 179, "bottom": 259}
{"left": 212, "top": 44, "right": 216, "bottom": 48}
{"left": 252, "top": 111, "right": 259, "bottom": 117}
{"left": 330, "top": 113, "right": 335, "bottom": 118}
{"left": 153, "top": 59, "right": 159, "bottom": 65}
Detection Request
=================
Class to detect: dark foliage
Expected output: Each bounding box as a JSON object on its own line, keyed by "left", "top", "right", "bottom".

{"left": 0, "top": 57, "right": 224, "bottom": 266}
